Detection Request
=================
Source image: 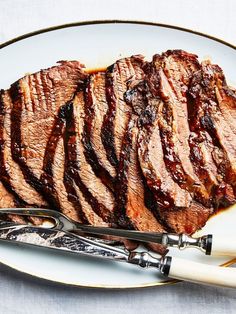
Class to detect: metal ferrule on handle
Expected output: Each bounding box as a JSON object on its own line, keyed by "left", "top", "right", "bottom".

{"left": 163, "top": 234, "right": 213, "bottom": 255}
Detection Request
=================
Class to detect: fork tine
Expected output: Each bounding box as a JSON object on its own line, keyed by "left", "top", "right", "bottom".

{"left": 0, "top": 208, "right": 59, "bottom": 224}
{"left": 0, "top": 208, "right": 74, "bottom": 230}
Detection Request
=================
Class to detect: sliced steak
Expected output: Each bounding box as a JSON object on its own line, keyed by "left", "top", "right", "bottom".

{"left": 83, "top": 72, "right": 116, "bottom": 187}
{"left": 0, "top": 90, "right": 47, "bottom": 207}
{"left": 214, "top": 66, "right": 236, "bottom": 135}
{"left": 158, "top": 202, "right": 212, "bottom": 234}
{"left": 102, "top": 56, "right": 145, "bottom": 166}
{"left": 151, "top": 51, "right": 210, "bottom": 205}
{"left": 0, "top": 182, "right": 15, "bottom": 208}
{"left": 136, "top": 85, "right": 191, "bottom": 210}
{"left": 115, "top": 116, "right": 167, "bottom": 253}
{"left": 64, "top": 92, "right": 115, "bottom": 224}
{"left": 40, "top": 103, "right": 87, "bottom": 223}
{"left": 39, "top": 69, "right": 106, "bottom": 224}
{"left": 126, "top": 77, "right": 211, "bottom": 234}
{"left": 189, "top": 61, "right": 236, "bottom": 201}
{"left": 9, "top": 61, "right": 87, "bottom": 208}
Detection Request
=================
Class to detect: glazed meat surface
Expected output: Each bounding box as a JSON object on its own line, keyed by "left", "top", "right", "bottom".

{"left": 0, "top": 51, "right": 235, "bottom": 253}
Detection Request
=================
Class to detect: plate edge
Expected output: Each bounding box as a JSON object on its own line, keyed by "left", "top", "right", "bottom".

{"left": 0, "top": 19, "right": 235, "bottom": 289}
{"left": 0, "top": 19, "right": 235, "bottom": 50}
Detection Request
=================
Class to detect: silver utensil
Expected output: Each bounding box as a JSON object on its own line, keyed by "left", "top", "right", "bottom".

{"left": 0, "top": 221, "right": 235, "bottom": 288}
{"left": 0, "top": 208, "right": 235, "bottom": 257}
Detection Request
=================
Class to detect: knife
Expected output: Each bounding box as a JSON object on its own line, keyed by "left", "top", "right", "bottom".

{"left": 0, "top": 221, "right": 236, "bottom": 288}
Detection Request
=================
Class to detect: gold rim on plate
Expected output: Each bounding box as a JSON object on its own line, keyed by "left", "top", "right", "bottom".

{"left": 0, "top": 20, "right": 235, "bottom": 289}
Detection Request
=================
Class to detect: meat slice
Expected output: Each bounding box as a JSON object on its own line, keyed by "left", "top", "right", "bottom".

{"left": 116, "top": 117, "right": 167, "bottom": 253}
{"left": 9, "top": 61, "right": 87, "bottom": 208}
{"left": 64, "top": 91, "right": 115, "bottom": 224}
{"left": 0, "top": 90, "right": 47, "bottom": 207}
{"left": 0, "top": 181, "right": 27, "bottom": 224}
{"left": 158, "top": 202, "right": 212, "bottom": 234}
{"left": 40, "top": 103, "right": 88, "bottom": 223}
{"left": 136, "top": 85, "right": 191, "bottom": 210}
{"left": 189, "top": 61, "right": 236, "bottom": 202}
{"left": 150, "top": 50, "right": 210, "bottom": 205}
{"left": 101, "top": 56, "right": 145, "bottom": 166}
{"left": 83, "top": 72, "right": 116, "bottom": 187}
{"left": 126, "top": 77, "right": 211, "bottom": 234}
{"left": 214, "top": 66, "right": 236, "bottom": 135}
{"left": 0, "top": 182, "right": 15, "bottom": 208}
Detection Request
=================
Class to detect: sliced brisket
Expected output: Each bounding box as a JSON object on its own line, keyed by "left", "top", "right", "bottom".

{"left": 158, "top": 202, "right": 212, "bottom": 234}
{"left": 116, "top": 116, "right": 167, "bottom": 253}
{"left": 9, "top": 61, "right": 87, "bottom": 209}
{"left": 41, "top": 104, "right": 87, "bottom": 223}
{"left": 189, "top": 61, "right": 236, "bottom": 204}
{"left": 150, "top": 51, "right": 211, "bottom": 205}
{"left": 126, "top": 76, "right": 211, "bottom": 234}
{"left": 137, "top": 85, "right": 191, "bottom": 210}
{"left": 83, "top": 72, "right": 116, "bottom": 187}
{"left": 0, "top": 52, "right": 235, "bottom": 241}
{"left": 102, "top": 56, "right": 145, "bottom": 166}
{"left": 0, "top": 181, "right": 27, "bottom": 223}
{"left": 0, "top": 182, "right": 15, "bottom": 208}
{"left": 64, "top": 92, "right": 115, "bottom": 224}
{"left": 0, "top": 90, "right": 47, "bottom": 207}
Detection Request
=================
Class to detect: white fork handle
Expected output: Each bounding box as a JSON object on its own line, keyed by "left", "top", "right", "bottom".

{"left": 210, "top": 234, "right": 236, "bottom": 257}
{"left": 164, "top": 256, "right": 236, "bottom": 288}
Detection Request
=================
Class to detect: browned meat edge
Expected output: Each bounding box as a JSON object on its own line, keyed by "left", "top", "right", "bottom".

{"left": 10, "top": 80, "right": 56, "bottom": 207}
{"left": 115, "top": 116, "right": 167, "bottom": 253}
{"left": 101, "top": 63, "right": 119, "bottom": 167}
{"left": 9, "top": 62, "right": 86, "bottom": 209}
{"left": 83, "top": 73, "right": 116, "bottom": 188}
{"left": 0, "top": 89, "right": 34, "bottom": 208}
{"left": 135, "top": 82, "right": 191, "bottom": 210}
{"left": 151, "top": 51, "right": 212, "bottom": 206}
{"left": 64, "top": 95, "right": 115, "bottom": 225}
{"left": 189, "top": 62, "right": 236, "bottom": 205}
{"left": 40, "top": 102, "right": 89, "bottom": 223}
{"left": 125, "top": 51, "right": 214, "bottom": 234}
{"left": 101, "top": 56, "right": 145, "bottom": 167}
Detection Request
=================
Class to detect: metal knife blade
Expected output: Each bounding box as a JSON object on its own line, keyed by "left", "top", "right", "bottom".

{"left": 0, "top": 223, "right": 129, "bottom": 262}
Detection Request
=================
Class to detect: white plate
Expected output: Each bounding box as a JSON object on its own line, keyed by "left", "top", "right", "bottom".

{"left": 0, "top": 21, "right": 235, "bottom": 288}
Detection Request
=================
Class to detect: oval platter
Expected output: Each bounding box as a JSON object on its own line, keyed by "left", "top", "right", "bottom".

{"left": 0, "top": 20, "right": 235, "bottom": 288}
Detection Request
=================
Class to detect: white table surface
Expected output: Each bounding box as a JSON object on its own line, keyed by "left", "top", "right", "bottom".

{"left": 0, "top": 0, "right": 236, "bottom": 313}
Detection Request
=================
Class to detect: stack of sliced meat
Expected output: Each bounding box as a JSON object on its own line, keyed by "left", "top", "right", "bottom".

{"left": 0, "top": 50, "right": 235, "bottom": 238}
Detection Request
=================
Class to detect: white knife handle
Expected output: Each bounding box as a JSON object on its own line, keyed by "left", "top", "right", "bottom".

{"left": 209, "top": 234, "right": 236, "bottom": 257}
{"left": 162, "top": 256, "right": 236, "bottom": 288}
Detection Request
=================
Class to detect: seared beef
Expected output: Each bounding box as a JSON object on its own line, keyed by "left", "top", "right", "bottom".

{"left": 158, "top": 202, "right": 212, "bottom": 234}
{"left": 116, "top": 116, "right": 167, "bottom": 253}
{"left": 0, "top": 90, "right": 47, "bottom": 207}
{"left": 83, "top": 72, "right": 116, "bottom": 187}
{"left": 135, "top": 82, "right": 191, "bottom": 210}
{"left": 126, "top": 75, "right": 212, "bottom": 234}
{"left": 64, "top": 92, "right": 115, "bottom": 224}
{"left": 189, "top": 61, "right": 236, "bottom": 204}
{"left": 214, "top": 67, "right": 236, "bottom": 135}
{"left": 0, "top": 182, "right": 15, "bottom": 208}
{"left": 10, "top": 61, "right": 87, "bottom": 209}
{"left": 40, "top": 104, "right": 87, "bottom": 222}
{"left": 102, "top": 56, "right": 145, "bottom": 166}
{"left": 0, "top": 51, "right": 235, "bottom": 244}
{"left": 150, "top": 51, "right": 211, "bottom": 205}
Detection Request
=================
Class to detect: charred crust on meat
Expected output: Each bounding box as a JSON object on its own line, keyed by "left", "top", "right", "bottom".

{"left": 102, "top": 64, "right": 119, "bottom": 167}
{"left": 64, "top": 101, "right": 114, "bottom": 224}
{"left": 83, "top": 75, "right": 115, "bottom": 189}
